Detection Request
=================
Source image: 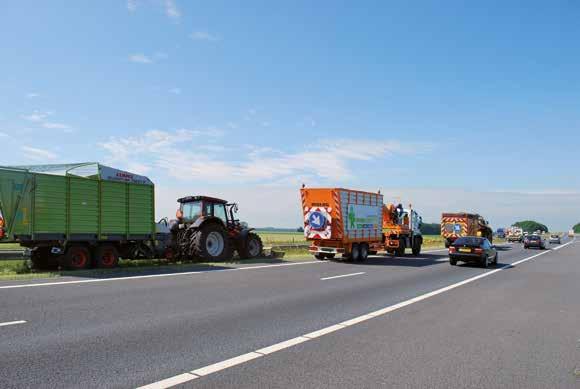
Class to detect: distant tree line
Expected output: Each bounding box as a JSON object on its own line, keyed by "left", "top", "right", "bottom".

{"left": 513, "top": 220, "right": 549, "bottom": 233}
{"left": 420, "top": 223, "right": 441, "bottom": 235}
{"left": 573, "top": 223, "right": 580, "bottom": 233}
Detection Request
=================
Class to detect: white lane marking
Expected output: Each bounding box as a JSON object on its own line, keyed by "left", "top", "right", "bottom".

{"left": 0, "top": 261, "right": 327, "bottom": 290}
{"left": 191, "top": 352, "right": 262, "bottom": 377}
{"left": 256, "top": 337, "right": 310, "bottom": 355}
{"left": 0, "top": 320, "right": 26, "bottom": 327}
{"left": 137, "top": 373, "right": 199, "bottom": 389}
{"left": 138, "top": 239, "right": 575, "bottom": 389}
{"left": 320, "top": 272, "right": 365, "bottom": 281}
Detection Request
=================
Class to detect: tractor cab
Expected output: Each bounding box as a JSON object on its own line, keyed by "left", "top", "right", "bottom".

{"left": 177, "top": 196, "right": 243, "bottom": 229}
{"left": 172, "top": 196, "right": 262, "bottom": 261}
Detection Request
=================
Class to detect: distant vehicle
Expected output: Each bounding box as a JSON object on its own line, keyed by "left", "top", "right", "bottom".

{"left": 548, "top": 234, "right": 561, "bottom": 244}
{"left": 506, "top": 226, "right": 524, "bottom": 243}
{"left": 569, "top": 230, "right": 575, "bottom": 238}
{"left": 524, "top": 235, "right": 546, "bottom": 250}
{"left": 496, "top": 228, "right": 506, "bottom": 239}
{"left": 448, "top": 236, "right": 498, "bottom": 268}
{"left": 441, "top": 213, "right": 493, "bottom": 248}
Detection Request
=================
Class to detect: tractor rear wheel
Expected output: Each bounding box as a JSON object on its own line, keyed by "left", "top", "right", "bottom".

{"left": 238, "top": 232, "right": 263, "bottom": 259}
{"left": 192, "top": 223, "right": 232, "bottom": 261}
{"left": 412, "top": 238, "right": 422, "bottom": 256}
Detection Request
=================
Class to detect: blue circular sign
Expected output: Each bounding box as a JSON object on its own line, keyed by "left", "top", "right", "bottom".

{"left": 309, "top": 211, "right": 327, "bottom": 230}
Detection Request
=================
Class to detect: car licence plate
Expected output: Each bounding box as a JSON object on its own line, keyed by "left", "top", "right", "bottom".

{"left": 459, "top": 248, "right": 471, "bottom": 253}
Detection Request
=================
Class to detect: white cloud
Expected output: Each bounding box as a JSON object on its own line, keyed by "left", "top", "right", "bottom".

{"left": 190, "top": 31, "right": 220, "bottom": 42}
{"left": 127, "top": 0, "right": 137, "bottom": 12}
{"left": 99, "top": 129, "right": 424, "bottom": 184}
{"left": 42, "top": 122, "right": 71, "bottom": 130}
{"left": 21, "top": 146, "right": 57, "bottom": 161}
{"left": 129, "top": 53, "right": 153, "bottom": 64}
{"left": 22, "top": 110, "right": 52, "bottom": 122}
{"left": 164, "top": 0, "right": 180, "bottom": 20}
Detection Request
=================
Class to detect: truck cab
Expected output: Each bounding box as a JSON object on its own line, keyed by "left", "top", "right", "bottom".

{"left": 383, "top": 204, "right": 423, "bottom": 256}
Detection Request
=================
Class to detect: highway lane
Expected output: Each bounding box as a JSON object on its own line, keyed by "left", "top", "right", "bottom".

{"left": 0, "top": 239, "right": 572, "bottom": 388}
{"left": 193, "top": 237, "right": 580, "bottom": 389}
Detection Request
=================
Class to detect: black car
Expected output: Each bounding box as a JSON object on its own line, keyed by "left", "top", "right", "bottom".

{"left": 448, "top": 236, "right": 498, "bottom": 268}
{"left": 524, "top": 235, "right": 546, "bottom": 249}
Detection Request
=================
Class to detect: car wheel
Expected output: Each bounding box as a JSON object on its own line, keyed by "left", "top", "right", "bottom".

{"left": 481, "top": 255, "right": 489, "bottom": 268}
{"left": 494, "top": 252, "right": 499, "bottom": 264}
{"left": 449, "top": 258, "right": 457, "bottom": 266}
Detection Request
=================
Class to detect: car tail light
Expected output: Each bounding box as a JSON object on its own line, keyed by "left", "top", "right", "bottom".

{"left": 474, "top": 248, "right": 483, "bottom": 254}
{"left": 448, "top": 247, "right": 456, "bottom": 253}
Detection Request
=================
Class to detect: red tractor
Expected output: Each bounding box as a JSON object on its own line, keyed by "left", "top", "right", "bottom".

{"left": 170, "top": 196, "right": 263, "bottom": 261}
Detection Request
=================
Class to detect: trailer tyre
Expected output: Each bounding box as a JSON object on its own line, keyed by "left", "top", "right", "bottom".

{"left": 193, "top": 223, "right": 232, "bottom": 261}
{"left": 94, "top": 245, "right": 119, "bottom": 268}
{"left": 349, "top": 243, "right": 360, "bottom": 262}
{"left": 238, "top": 232, "right": 263, "bottom": 259}
{"left": 62, "top": 245, "right": 91, "bottom": 270}
{"left": 358, "top": 243, "right": 369, "bottom": 262}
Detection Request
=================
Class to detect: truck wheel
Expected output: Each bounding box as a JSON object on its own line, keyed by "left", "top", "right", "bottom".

{"left": 61, "top": 245, "right": 91, "bottom": 270}
{"left": 396, "top": 240, "right": 406, "bottom": 257}
{"left": 350, "top": 243, "right": 360, "bottom": 262}
{"left": 412, "top": 239, "right": 421, "bottom": 256}
{"left": 94, "top": 245, "right": 119, "bottom": 268}
{"left": 238, "top": 232, "right": 263, "bottom": 259}
{"left": 193, "top": 223, "right": 232, "bottom": 261}
{"left": 358, "top": 243, "right": 369, "bottom": 262}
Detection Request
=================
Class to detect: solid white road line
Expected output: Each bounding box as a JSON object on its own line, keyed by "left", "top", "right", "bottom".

{"left": 137, "top": 373, "right": 199, "bottom": 389}
{"left": 0, "top": 261, "right": 327, "bottom": 290}
{"left": 0, "top": 320, "right": 26, "bottom": 327}
{"left": 137, "top": 239, "right": 575, "bottom": 389}
{"left": 320, "top": 272, "right": 365, "bottom": 281}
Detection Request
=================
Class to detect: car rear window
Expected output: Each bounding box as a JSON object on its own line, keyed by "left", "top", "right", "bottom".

{"left": 529, "top": 236, "right": 540, "bottom": 240}
{"left": 454, "top": 237, "right": 483, "bottom": 246}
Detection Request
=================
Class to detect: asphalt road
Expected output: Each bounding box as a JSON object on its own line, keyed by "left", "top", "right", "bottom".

{"left": 0, "top": 238, "right": 577, "bottom": 388}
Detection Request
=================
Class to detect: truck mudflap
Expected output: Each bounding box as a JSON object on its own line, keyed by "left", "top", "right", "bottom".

{"left": 309, "top": 245, "right": 345, "bottom": 255}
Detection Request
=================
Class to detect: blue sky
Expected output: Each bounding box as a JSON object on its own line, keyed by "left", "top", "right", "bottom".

{"left": 1, "top": 1, "right": 579, "bottom": 229}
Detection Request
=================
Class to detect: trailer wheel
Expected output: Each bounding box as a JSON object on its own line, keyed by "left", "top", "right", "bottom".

{"left": 61, "top": 245, "right": 91, "bottom": 270}
{"left": 94, "top": 245, "right": 119, "bottom": 268}
{"left": 349, "top": 243, "right": 361, "bottom": 262}
{"left": 358, "top": 243, "right": 369, "bottom": 262}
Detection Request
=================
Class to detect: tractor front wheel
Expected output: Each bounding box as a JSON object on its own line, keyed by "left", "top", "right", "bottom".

{"left": 193, "top": 223, "right": 232, "bottom": 261}
{"left": 238, "top": 232, "right": 263, "bottom": 259}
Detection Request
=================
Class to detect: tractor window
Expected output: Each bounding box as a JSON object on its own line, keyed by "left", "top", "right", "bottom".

{"left": 213, "top": 204, "right": 227, "bottom": 223}
{"left": 182, "top": 201, "right": 202, "bottom": 221}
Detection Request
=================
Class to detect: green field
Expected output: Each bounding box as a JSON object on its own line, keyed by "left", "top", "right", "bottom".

{"left": 0, "top": 243, "right": 22, "bottom": 250}
{"left": 256, "top": 231, "right": 306, "bottom": 245}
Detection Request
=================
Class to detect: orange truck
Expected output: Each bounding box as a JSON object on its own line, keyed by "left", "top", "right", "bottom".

{"left": 383, "top": 204, "right": 423, "bottom": 256}
{"left": 441, "top": 212, "right": 493, "bottom": 247}
{"left": 300, "top": 187, "right": 384, "bottom": 261}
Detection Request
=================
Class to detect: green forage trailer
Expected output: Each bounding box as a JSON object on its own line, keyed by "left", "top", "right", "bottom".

{"left": 0, "top": 163, "right": 156, "bottom": 269}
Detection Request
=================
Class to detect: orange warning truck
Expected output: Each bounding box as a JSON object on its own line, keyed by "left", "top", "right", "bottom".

{"left": 300, "top": 187, "right": 384, "bottom": 261}
{"left": 441, "top": 212, "right": 493, "bottom": 247}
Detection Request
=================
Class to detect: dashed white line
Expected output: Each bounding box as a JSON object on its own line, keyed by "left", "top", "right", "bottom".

{"left": 137, "top": 239, "right": 575, "bottom": 389}
{"left": 0, "top": 320, "right": 26, "bottom": 327}
{"left": 320, "top": 272, "right": 365, "bottom": 281}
